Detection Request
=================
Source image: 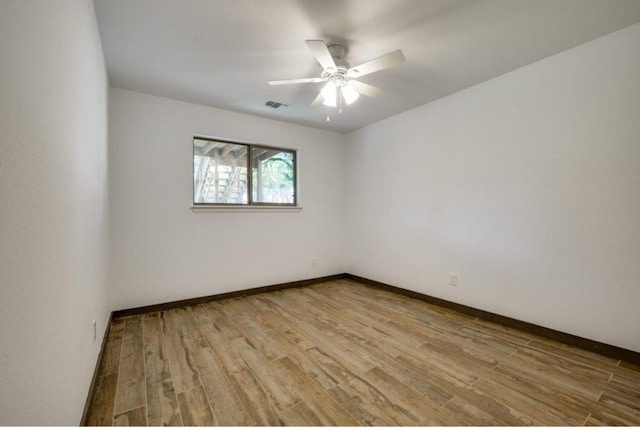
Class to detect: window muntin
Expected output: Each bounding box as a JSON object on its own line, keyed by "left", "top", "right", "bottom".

{"left": 193, "top": 137, "right": 296, "bottom": 206}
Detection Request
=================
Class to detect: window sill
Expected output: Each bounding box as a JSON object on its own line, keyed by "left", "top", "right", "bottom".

{"left": 191, "top": 205, "right": 302, "bottom": 213}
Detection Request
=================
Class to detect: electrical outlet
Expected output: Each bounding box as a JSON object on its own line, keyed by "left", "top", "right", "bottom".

{"left": 311, "top": 257, "right": 317, "bottom": 267}
{"left": 449, "top": 273, "right": 458, "bottom": 286}
{"left": 92, "top": 320, "right": 97, "bottom": 341}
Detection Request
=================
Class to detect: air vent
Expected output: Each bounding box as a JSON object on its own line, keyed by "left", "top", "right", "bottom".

{"left": 265, "top": 100, "right": 287, "bottom": 109}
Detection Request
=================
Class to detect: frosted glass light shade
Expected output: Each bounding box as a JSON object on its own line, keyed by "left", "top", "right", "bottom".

{"left": 321, "top": 83, "right": 337, "bottom": 107}
{"left": 342, "top": 84, "right": 360, "bottom": 105}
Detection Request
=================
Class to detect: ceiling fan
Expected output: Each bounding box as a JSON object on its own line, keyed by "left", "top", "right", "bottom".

{"left": 268, "top": 40, "right": 405, "bottom": 113}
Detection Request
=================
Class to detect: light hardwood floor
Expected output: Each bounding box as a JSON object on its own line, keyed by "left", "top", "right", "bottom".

{"left": 85, "top": 279, "right": 640, "bottom": 425}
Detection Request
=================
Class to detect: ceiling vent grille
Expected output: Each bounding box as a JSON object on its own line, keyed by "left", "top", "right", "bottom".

{"left": 265, "top": 100, "right": 287, "bottom": 109}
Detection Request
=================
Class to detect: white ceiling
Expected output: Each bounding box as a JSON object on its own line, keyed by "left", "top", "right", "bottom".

{"left": 94, "top": 0, "right": 640, "bottom": 133}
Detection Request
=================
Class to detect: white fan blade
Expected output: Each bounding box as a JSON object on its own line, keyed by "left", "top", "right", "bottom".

{"left": 348, "top": 80, "right": 383, "bottom": 98}
{"left": 306, "top": 40, "right": 337, "bottom": 71}
{"left": 348, "top": 49, "right": 405, "bottom": 77}
{"left": 268, "top": 77, "right": 324, "bottom": 86}
{"left": 311, "top": 92, "right": 324, "bottom": 106}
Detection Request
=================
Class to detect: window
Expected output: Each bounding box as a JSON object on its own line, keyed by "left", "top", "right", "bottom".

{"left": 193, "top": 137, "right": 296, "bottom": 206}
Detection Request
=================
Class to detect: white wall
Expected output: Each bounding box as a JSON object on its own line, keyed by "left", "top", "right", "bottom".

{"left": 0, "top": 1, "right": 110, "bottom": 424}
{"left": 109, "top": 88, "right": 345, "bottom": 310}
{"left": 345, "top": 23, "right": 640, "bottom": 352}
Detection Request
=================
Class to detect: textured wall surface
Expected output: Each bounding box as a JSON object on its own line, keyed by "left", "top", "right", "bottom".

{"left": 0, "top": 1, "right": 110, "bottom": 424}
{"left": 345, "top": 23, "right": 640, "bottom": 352}
{"left": 108, "top": 88, "right": 346, "bottom": 310}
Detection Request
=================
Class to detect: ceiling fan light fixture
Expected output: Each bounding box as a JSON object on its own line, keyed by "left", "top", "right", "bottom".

{"left": 321, "top": 82, "right": 338, "bottom": 107}
{"left": 269, "top": 40, "right": 403, "bottom": 115}
{"left": 342, "top": 84, "right": 360, "bottom": 105}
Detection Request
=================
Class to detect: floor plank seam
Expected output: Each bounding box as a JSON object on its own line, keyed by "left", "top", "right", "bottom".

{"left": 113, "top": 403, "right": 146, "bottom": 417}
{"left": 467, "top": 377, "right": 481, "bottom": 388}
{"left": 160, "top": 317, "right": 185, "bottom": 426}
{"left": 112, "top": 318, "right": 128, "bottom": 424}
{"left": 200, "top": 383, "right": 218, "bottom": 425}
{"left": 441, "top": 396, "right": 456, "bottom": 407}
{"left": 141, "top": 322, "right": 148, "bottom": 425}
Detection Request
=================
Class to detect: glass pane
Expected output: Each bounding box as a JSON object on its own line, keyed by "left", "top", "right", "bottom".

{"left": 251, "top": 147, "right": 295, "bottom": 204}
{"left": 193, "top": 139, "right": 248, "bottom": 204}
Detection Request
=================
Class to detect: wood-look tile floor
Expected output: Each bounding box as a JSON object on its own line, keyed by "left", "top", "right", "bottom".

{"left": 86, "top": 279, "right": 640, "bottom": 425}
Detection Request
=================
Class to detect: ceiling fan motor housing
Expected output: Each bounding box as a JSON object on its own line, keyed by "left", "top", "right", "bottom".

{"left": 321, "top": 44, "right": 351, "bottom": 85}
{"left": 328, "top": 44, "right": 350, "bottom": 71}
{"left": 327, "top": 44, "right": 346, "bottom": 60}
